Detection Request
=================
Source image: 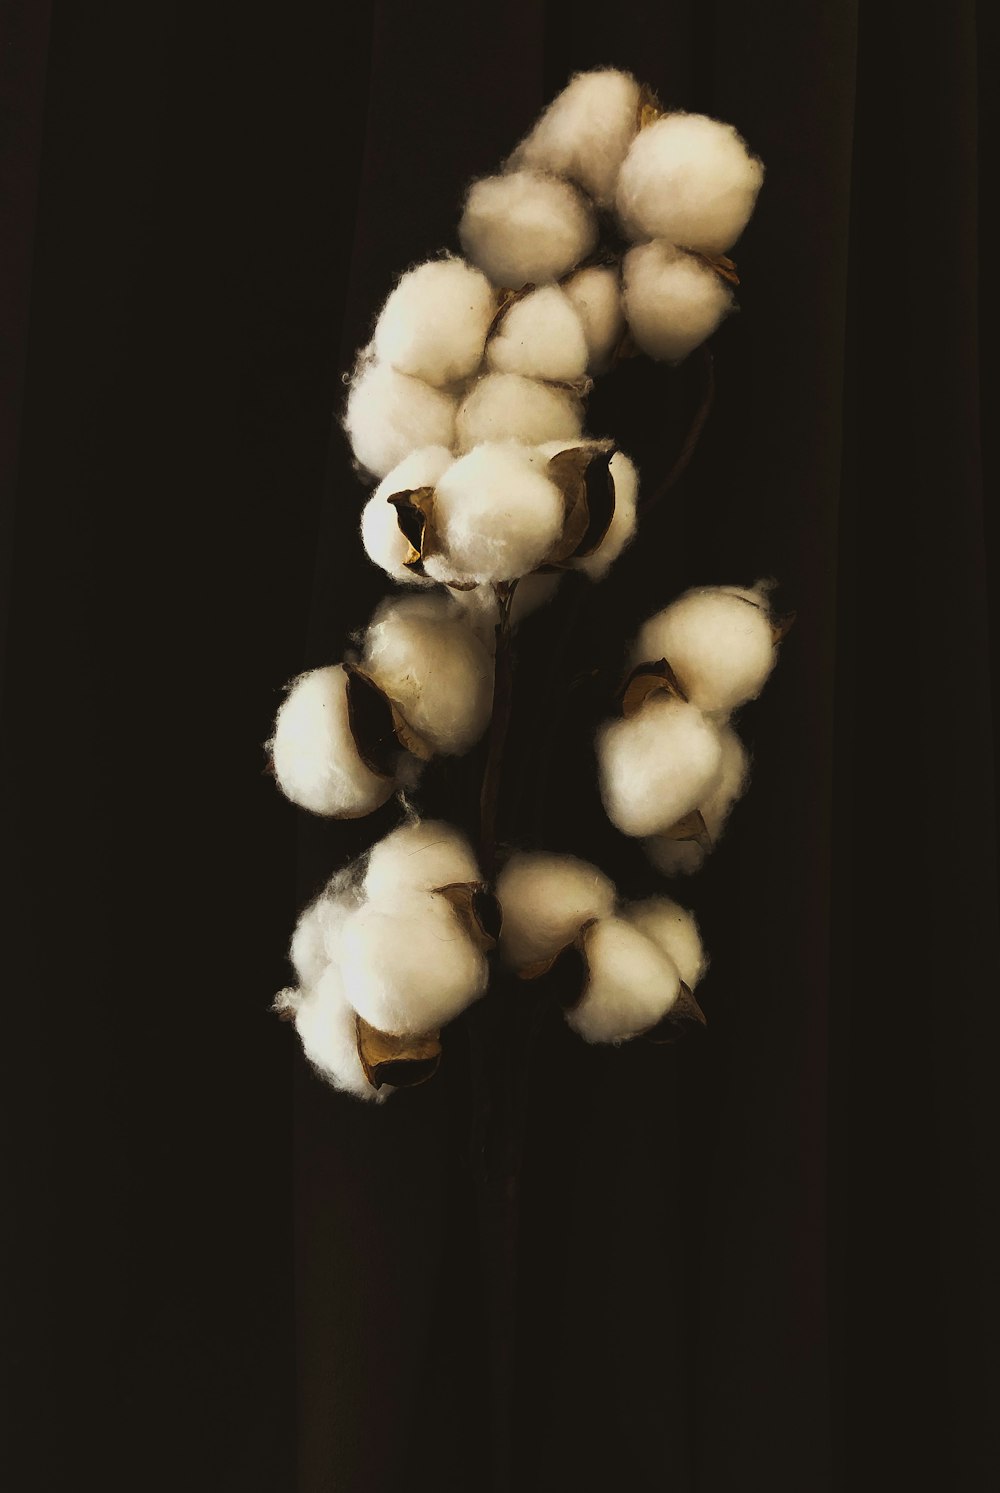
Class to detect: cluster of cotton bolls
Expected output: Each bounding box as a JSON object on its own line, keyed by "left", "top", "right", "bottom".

{"left": 496, "top": 850, "right": 707, "bottom": 1044}
{"left": 275, "top": 819, "right": 498, "bottom": 1097}
{"left": 597, "top": 583, "right": 785, "bottom": 873}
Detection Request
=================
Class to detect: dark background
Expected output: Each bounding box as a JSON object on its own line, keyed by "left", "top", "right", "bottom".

{"left": 2, "top": 2, "right": 996, "bottom": 1489}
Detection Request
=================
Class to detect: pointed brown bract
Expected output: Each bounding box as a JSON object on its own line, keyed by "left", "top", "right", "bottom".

{"left": 637, "top": 82, "right": 664, "bottom": 130}
{"left": 485, "top": 282, "right": 536, "bottom": 341}
{"left": 355, "top": 1016, "right": 441, "bottom": 1090}
{"left": 386, "top": 485, "right": 436, "bottom": 573}
{"left": 689, "top": 249, "right": 741, "bottom": 286}
{"left": 343, "top": 664, "right": 402, "bottom": 778}
{"left": 771, "top": 610, "right": 796, "bottom": 643}
{"left": 618, "top": 656, "right": 689, "bottom": 716}
{"left": 662, "top": 807, "right": 712, "bottom": 851}
{"left": 544, "top": 443, "right": 617, "bottom": 566}
{"left": 388, "top": 703, "right": 434, "bottom": 762}
{"left": 641, "top": 982, "right": 707, "bottom": 1044}
{"left": 518, "top": 918, "right": 596, "bottom": 1009}
{"left": 433, "top": 882, "right": 503, "bottom": 952}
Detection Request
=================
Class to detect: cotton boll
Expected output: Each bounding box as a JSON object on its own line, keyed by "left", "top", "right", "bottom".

{"left": 373, "top": 257, "right": 496, "bottom": 387}
{"left": 497, "top": 851, "right": 616, "bottom": 970}
{"left": 459, "top": 170, "right": 597, "bottom": 288}
{"left": 616, "top": 112, "right": 764, "bottom": 253}
{"left": 623, "top": 241, "right": 733, "bottom": 362}
{"left": 456, "top": 373, "right": 583, "bottom": 452}
{"left": 632, "top": 586, "right": 776, "bottom": 715}
{"left": 364, "top": 819, "right": 481, "bottom": 905}
{"left": 598, "top": 694, "right": 723, "bottom": 838}
{"left": 361, "top": 593, "right": 494, "bottom": 754}
{"left": 344, "top": 361, "right": 457, "bottom": 478}
{"left": 563, "top": 265, "right": 626, "bottom": 373}
{"left": 486, "top": 285, "right": 588, "bottom": 382}
{"left": 294, "top": 963, "right": 380, "bottom": 1101}
{"left": 271, "top": 664, "right": 394, "bottom": 818}
{"left": 360, "top": 445, "right": 454, "bottom": 583}
{"left": 624, "top": 898, "right": 706, "bottom": 989}
{"left": 534, "top": 442, "right": 639, "bottom": 579}
{"left": 567, "top": 917, "right": 681, "bottom": 1044}
{"left": 425, "top": 441, "right": 565, "bottom": 584}
{"left": 508, "top": 69, "right": 641, "bottom": 208}
{"left": 647, "top": 726, "right": 749, "bottom": 875}
{"left": 340, "top": 890, "right": 488, "bottom": 1035}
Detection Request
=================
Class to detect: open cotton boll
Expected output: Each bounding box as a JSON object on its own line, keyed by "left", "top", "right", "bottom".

{"left": 508, "top": 68, "right": 641, "bottom": 208}
{"left": 425, "top": 441, "right": 564, "bottom": 584}
{"left": 373, "top": 257, "right": 496, "bottom": 387}
{"left": 616, "top": 112, "right": 764, "bottom": 253}
{"left": 497, "top": 851, "right": 617, "bottom": 970}
{"left": 623, "top": 241, "right": 733, "bottom": 362}
{"left": 271, "top": 664, "right": 394, "bottom": 818}
{"left": 363, "top": 818, "right": 481, "bottom": 905}
{"left": 293, "top": 964, "right": 380, "bottom": 1101}
{"left": 624, "top": 897, "right": 706, "bottom": 989}
{"left": 340, "top": 890, "right": 488, "bottom": 1035}
{"left": 633, "top": 586, "right": 776, "bottom": 715}
{"left": 360, "top": 444, "right": 454, "bottom": 583}
{"left": 455, "top": 373, "right": 583, "bottom": 452}
{"left": 486, "top": 285, "right": 588, "bottom": 383}
{"left": 567, "top": 917, "right": 681, "bottom": 1045}
{"left": 647, "top": 726, "right": 749, "bottom": 875}
{"left": 459, "top": 170, "right": 597, "bottom": 288}
{"left": 344, "top": 361, "right": 457, "bottom": 478}
{"left": 563, "top": 265, "right": 626, "bottom": 373}
{"left": 598, "top": 694, "right": 723, "bottom": 838}
{"left": 361, "top": 592, "right": 494, "bottom": 754}
{"left": 534, "top": 443, "right": 639, "bottom": 579}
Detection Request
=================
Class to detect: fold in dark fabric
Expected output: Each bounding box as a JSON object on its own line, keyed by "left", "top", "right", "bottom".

{"left": 2, "top": 3, "right": 995, "bottom": 1490}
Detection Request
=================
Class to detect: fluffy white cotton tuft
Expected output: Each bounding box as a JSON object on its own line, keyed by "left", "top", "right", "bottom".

{"left": 425, "top": 441, "right": 565, "bottom": 584}
{"left": 344, "top": 361, "right": 457, "bottom": 478}
{"left": 508, "top": 69, "right": 641, "bottom": 208}
{"left": 598, "top": 694, "right": 723, "bottom": 837}
{"left": 361, "top": 592, "right": 494, "bottom": 754}
{"left": 567, "top": 917, "right": 681, "bottom": 1044}
{"left": 633, "top": 586, "right": 776, "bottom": 715}
{"left": 647, "top": 725, "right": 749, "bottom": 875}
{"left": 340, "top": 889, "right": 488, "bottom": 1035}
{"left": 372, "top": 257, "right": 496, "bottom": 387}
{"left": 363, "top": 818, "right": 481, "bottom": 905}
{"left": 535, "top": 441, "right": 639, "bottom": 579}
{"left": 271, "top": 664, "right": 394, "bottom": 818}
{"left": 623, "top": 897, "right": 706, "bottom": 989}
{"left": 293, "top": 963, "right": 380, "bottom": 1101}
{"left": 497, "top": 851, "right": 617, "bottom": 970}
{"left": 616, "top": 112, "right": 764, "bottom": 253}
{"left": 486, "top": 284, "right": 588, "bottom": 383}
{"left": 455, "top": 372, "right": 583, "bottom": 451}
{"left": 289, "top": 888, "right": 355, "bottom": 992}
{"left": 360, "top": 445, "right": 454, "bottom": 583}
{"left": 622, "top": 241, "right": 733, "bottom": 362}
{"left": 563, "top": 265, "right": 626, "bottom": 373}
{"left": 459, "top": 170, "right": 597, "bottom": 288}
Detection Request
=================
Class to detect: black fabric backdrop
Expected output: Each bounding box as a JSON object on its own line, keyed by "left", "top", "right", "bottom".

{"left": 2, "top": 3, "right": 997, "bottom": 1490}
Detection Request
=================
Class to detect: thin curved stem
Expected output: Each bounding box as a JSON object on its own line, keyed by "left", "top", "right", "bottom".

{"left": 636, "top": 343, "right": 716, "bottom": 517}
{"left": 479, "top": 580, "right": 517, "bottom": 880}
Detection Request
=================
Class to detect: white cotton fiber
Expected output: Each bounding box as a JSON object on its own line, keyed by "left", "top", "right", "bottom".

{"left": 294, "top": 963, "right": 379, "bottom": 1101}
{"left": 455, "top": 372, "right": 583, "bottom": 451}
{"left": 271, "top": 664, "right": 394, "bottom": 818}
{"left": 624, "top": 897, "right": 706, "bottom": 989}
{"left": 459, "top": 170, "right": 597, "bottom": 288}
{"left": 508, "top": 68, "right": 641, "bottom": 208}
{"left": 340, "top": 889, "right": 488, "bottom": 1035}
{"left": 372, "top": 257, "right": 496, "bottom": 387}
{"left": 363, "top": 818, "right": 481, "bottom": 905}
{"left": 425, "top": 441, "right": 565, "bottom": 584}
{"left": 647, "top": 725, "right": 749, "bottom": 875}
{"left": 538, "top": 441, "right": 640, "bottom": 579}
{"left": 497, "top": 851, "right": 616, "bottom": 970}
{"left": 289, "top": 889, "right": 355, "bottom": 992}
{"left": 563, "top": 265, "right": 626, "bottom": 373}
{"left": 360, "top": 445, "right": 454, "bottom": 583}
{"left": 344, "top": 361, "right": 457, "bottom": 478}
{"left": 622, "top": 241, "right": 733, "bottom": 362}
{"left": 361, "top": 593, "right": 494, "bottom": 754}
{"left": 567, "top": 917, "right": 681, "bottom": 1044}
{"left": 598, "top": 694, "right": 723, "bottom": 838}
{"left": 486, "top": 284, "right": 589, "bottom": 383}
{"left": 633, "top": 585, "right": 776, "bottom": 715}
{"left": 616, "top": 112, "right": 764, "bottom": 253}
